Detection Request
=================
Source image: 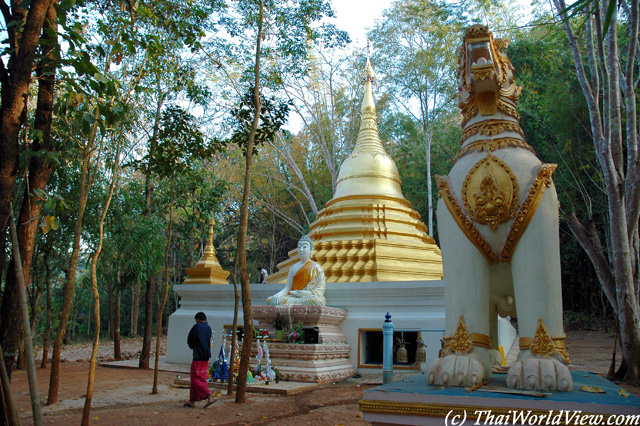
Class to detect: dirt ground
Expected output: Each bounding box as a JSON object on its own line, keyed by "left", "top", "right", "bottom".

{"left": 9, "top": 330, "right": 640, "bottom": 426}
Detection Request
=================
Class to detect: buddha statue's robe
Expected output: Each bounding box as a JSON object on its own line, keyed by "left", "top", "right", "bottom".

{"left": 266, "top": 260, "right": 326, "bottom": 306}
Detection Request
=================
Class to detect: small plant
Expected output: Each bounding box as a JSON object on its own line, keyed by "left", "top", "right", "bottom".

{"left": 290, "top": 321, "right": 304, "bottom": 334}
{"left": 272, "top": 313, "right": 288, "bottom": 331}
{"left": 288, "top": 321, "right": 304, "bottom": 342}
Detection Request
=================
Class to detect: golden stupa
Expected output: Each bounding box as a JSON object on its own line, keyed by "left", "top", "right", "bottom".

{"left": 269, "top": 58, "right": 443, "bottom": 283}
{"left": 182, "top": 217, "right": 230, "bottom": 285}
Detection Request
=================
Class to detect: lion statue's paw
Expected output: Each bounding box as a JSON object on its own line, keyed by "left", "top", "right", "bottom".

{"left": 427, "top": 354, "right": 486, "bottom": 387}
{"left": 506, "top": 356, "right": 572, "bottom": 391}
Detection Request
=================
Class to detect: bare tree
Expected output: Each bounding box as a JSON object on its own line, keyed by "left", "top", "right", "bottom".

{"left": 553, "top": 0, "right": 640, "bottom": 383}
{"left": 280, "top": 50, "right": 362, "bottom": 195}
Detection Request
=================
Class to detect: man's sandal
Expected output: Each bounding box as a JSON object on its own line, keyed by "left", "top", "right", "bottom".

{"left": 204, "top": 393, "right": 218, "bottom": 408}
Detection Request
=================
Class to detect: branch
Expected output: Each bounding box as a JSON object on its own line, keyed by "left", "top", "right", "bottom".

{"left": 623, "top": 0, "right": 640, "bottom": 240}
{"left": 280, "top": 81, "right": 336, "bottom": 183}
{"left": 0, "top": 0, "right": 10, "bottom": 24}
{"left": 258, "top": 196, "right": 305, "bottom": 233}
{"left": 268, "top": 133, "right": 318, "bottom": 214}
{"left": 552, "top": 0, "right": 604, "bottom": 146}
{"left": 253, "top": 171, "right": 306, "bottom": 201}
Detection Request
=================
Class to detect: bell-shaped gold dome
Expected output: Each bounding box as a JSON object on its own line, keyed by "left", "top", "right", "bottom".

{"left": 269, "top": 58, "right": 442, "bottom": 283}
{"left": 333, "top": 59, "right": 404, "bottom": 201}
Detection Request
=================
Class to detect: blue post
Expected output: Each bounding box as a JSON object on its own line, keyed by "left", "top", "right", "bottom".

{"left": 382, "top": 312, "right": 394, "bottom": 384}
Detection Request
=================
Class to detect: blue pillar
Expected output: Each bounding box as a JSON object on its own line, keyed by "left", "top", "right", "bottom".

{"left": 382, "top": 312, "right": 394, "bottom": 384}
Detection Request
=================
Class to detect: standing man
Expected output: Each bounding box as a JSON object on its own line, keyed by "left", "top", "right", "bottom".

{"left": 257, "top": 266, "right": 269, "bottom": 283}
{"left": 185, "top": 312, "right": 217, "bottom": 407}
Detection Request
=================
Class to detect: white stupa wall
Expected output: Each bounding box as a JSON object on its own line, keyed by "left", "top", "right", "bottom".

{"left": 166, "top": 281, "right": 450, "bottom": 372}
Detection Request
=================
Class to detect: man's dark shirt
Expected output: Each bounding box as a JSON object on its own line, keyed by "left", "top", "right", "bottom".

{"left": 187, "top": 321, "right": 212, "bottom": 361}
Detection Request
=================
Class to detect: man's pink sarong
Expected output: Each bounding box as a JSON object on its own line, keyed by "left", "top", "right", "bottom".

{"left": 190, "top": 360, "right": 211, "bottom": 401}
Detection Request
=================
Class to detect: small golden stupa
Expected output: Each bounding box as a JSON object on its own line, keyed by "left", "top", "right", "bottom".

{"left": 182, "top": 217, "right": 230, "bottom": 285}
{"left": 269, "top": 58, "right": 443, "bottom": 283}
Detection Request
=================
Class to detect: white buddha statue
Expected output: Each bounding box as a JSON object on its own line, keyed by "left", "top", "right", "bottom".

{"left": 266, "top": 236, "right": 326, "bottom": 306}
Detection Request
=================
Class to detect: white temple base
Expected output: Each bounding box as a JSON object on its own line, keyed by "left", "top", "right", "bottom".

{"left": 165, "top": 281, "right": 515, "bottom": 375}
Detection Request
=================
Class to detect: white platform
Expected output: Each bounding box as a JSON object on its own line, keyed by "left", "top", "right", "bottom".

{"left": 165, "top": 280, "right": 515, "bottom": 373}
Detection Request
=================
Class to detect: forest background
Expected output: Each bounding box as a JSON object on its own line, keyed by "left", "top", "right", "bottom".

{"left": 0, "top": 0, "right": 638, "bottom": 416}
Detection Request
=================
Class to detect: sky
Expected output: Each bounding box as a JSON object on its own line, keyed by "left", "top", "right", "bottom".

{"left": 281, "top": 0, "right": 392, "bottom": 132}
{"left": 330, "top": 0, "right": 392, "bottom": 47}
{"left": 281, "top": 0, "right": 538, "bottom": 132}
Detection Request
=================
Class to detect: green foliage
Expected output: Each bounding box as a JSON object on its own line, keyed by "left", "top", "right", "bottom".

{"left": 227, "top": 89, "right": 291, "bottom": 155}
{"left": 224, "top": 0, "right": 349, "bottom": 84}
{"left": 146, "top": 105, "right": 219, "bottom": 178}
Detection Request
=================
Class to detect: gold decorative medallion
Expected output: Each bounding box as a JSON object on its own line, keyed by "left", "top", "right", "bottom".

{"left": 530, "top": 319, "right": 555, "bottom": 357}
{"left": 436, "top": 176, "right": 501, "bottom": 264}
{"left": 462, "top": 154, "right": 519, "bottom": 231}
{"left": 449, "top": 315, "right": 473, "bottom": 355}
{"left": 437, "top": 164, "right": 556, "bottom": 265}
{"left": 520, "top": 328, "right": 571, "bottom": 364}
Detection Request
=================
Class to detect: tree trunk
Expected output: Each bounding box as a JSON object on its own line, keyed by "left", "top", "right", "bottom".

{"left": 564, "top": 214, "right": 616, "bottom": 306}
{"left": 107, "top": 274, "right": 114, "bottom": 340}
{"left": 114, "top": 265, "right": 122, "bottom": 360}
{"left": 0, "top": 2, "right": 58, "bottom": 378}
{"left": 235, "top": 0, "right": 263, "bottom": 404}
{"left": 227, "top": 255, "right": 239, "bottom": 396}
{"left": 139, "top": 92, "right": 166, "bottom": 369}
{"left": 423, "top": 120, "right": 433, "bottom": 235}
{"left": 48, "top": 105, "right": 100, "bottom": 403}
{"left": 81, "top": 119, "right": 121, "bottom": 425}
{"left": 9, "top": 209, "right": 42, "bottom": 425}
{"left": 553, "top": 0, "right": 640, "bottom": 385}
{"left": 114, "top": 292, "right": 121, "bottom": 360}
{"left": 152, "top": 173, "right": 174, "bottom": 394}
{"left": 0, "top": 0, "right": 55, "bottom": 232}
{"left": 41, "top": 255, "right": 51, "bottom": 368}
{"left": 139, "top": 276, "right": 154, "bottom": 369}
{"left": 0, "top": 343, "right": 20, "bottom": 426}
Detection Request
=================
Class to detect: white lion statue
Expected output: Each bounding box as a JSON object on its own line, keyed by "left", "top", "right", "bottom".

{"left": 427, "top": 25, "right": 572, "bottom": 392}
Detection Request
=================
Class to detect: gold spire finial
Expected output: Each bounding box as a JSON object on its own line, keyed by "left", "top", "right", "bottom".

{"left": 182, "top": 213, "right": 230, "bottom": 284}
{"left": 363, "top": 41, "right": 376, "bottom": 85}
{"left": 205, "top": 215, "right": 216, "bottom": 255}
{"left": 207, "top": 216, "right": 215, "bottom": 245}
{"left": 353, "top": 54, "right": 382, "bottom": 154}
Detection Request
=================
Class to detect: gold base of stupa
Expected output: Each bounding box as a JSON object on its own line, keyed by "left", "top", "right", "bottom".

{"left": 183, "top": 267, "right": 230, "bottom": 285}
{"left": 269, "top": 239, "right": 442, "bottom": 284}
